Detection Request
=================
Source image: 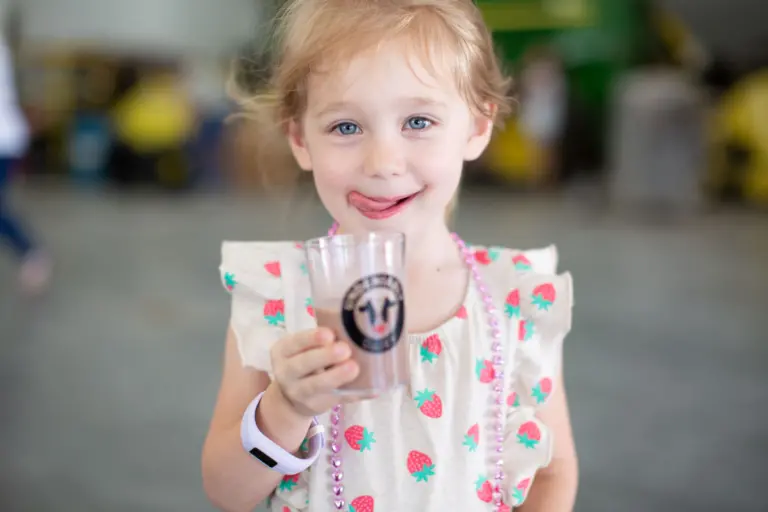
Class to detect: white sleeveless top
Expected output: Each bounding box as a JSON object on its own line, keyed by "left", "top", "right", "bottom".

{"left": 220, "top": 241, "right": 573, "bottom": 512}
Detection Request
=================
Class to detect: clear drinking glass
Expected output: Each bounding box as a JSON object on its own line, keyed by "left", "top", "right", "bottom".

{"left": 304, "top": 232, "right": 409, "bottom": 396}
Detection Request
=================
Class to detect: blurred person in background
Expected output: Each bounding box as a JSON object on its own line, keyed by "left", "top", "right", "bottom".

{"left": 0, "top": 35, "right": 51, "bottom": 294}
{"left": 519, "top": 47, "right": 568, "bottom": 189}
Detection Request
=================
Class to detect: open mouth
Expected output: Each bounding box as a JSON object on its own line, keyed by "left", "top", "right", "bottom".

{"left": 348, "top": 190, "right": 422, "bottom": 220}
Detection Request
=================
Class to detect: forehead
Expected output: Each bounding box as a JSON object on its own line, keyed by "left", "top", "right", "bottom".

{"left": 305, "top": 38, "right": 463, "bottom": 113}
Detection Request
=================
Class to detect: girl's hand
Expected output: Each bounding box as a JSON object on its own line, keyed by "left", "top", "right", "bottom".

{"left": 269, "top": 327, "right": 361, "bottom": 417}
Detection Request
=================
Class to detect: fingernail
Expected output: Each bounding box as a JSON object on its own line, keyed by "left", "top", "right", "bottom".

{"left": 334, "top": 344, "right": 348, "bottom": 357}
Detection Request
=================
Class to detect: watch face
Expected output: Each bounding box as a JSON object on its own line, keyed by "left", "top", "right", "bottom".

{"left": 250, "top": 447, "right": 278, "bottom": 469}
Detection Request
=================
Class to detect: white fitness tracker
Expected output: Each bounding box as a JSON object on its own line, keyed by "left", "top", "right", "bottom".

{"left": 240, "top": 391, "right": 324, "bottom": 475}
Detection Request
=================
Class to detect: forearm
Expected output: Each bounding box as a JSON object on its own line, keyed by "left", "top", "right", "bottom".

{"left": 202, "top": 385, "right": 313, "bottom": 512}
{"left": 516, "top": 460, "right": 578, "bottom": 512}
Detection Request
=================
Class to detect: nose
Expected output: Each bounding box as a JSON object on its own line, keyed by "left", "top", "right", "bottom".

{"left": 362, "top": 135, "right": 404, "bottom": 178}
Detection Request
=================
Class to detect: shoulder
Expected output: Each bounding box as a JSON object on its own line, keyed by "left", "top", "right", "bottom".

{"left": 465, "top": 240, "right": 574, "bottom": 336}
{"left": 219, "top": 240, "right": 307, "bottom": 292}
{"left": 466, "top": 242, "right": 561, "bottom": 275}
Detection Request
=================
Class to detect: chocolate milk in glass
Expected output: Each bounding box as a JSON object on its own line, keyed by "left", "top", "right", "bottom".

{"left": 305, "top": 233, "right": 409, "bottom": 396}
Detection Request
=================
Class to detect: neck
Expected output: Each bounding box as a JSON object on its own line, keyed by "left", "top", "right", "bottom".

{"left": 403, "top": 221, "right": 459, "bottom": 272}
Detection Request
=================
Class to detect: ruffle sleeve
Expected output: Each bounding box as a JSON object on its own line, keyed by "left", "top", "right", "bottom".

{"left": 500, "top": 247, "right": 574, "bottom": 507}
{"left": 219, "top": 241, "right": 294, "bottom": 373}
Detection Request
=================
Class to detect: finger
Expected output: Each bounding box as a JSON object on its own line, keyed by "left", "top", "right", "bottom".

{"left": 295, "top": 360, "right": 360, "bottom": 396}
{"left": 278, "top": 328, "right": 335, "bottom": 359}
{"left": 285, "top": 342, "right": 352, "bottom": 380}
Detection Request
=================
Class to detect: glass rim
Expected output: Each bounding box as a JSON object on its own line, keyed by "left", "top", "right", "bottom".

{"left": 304, "top": 231, "right": 405, "bottom": 249}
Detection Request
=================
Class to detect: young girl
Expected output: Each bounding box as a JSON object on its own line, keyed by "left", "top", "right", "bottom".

{"left": 202, "top": 1, "right": 578, "bottom": 511}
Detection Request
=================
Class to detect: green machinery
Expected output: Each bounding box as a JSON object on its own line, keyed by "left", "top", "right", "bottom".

{"left": 477, "top": 0, "right": 654, "bottom": 183}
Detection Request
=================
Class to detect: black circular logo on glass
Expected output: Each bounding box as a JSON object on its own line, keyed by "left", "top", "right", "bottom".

{"left": 341, "top": 273, "right": 405, "bottom": 354}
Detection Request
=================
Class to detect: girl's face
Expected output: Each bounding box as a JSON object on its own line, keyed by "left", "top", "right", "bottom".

{"left": 287, "top": 39, "right": 493, "bottom": 238}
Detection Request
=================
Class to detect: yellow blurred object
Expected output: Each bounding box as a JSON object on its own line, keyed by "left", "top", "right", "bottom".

{"left": 712, "top": 70, "right": 768, "bottom": 205}
{"left": 483, "top": 117, "right": 539, "bottom": 183}
{"left": 112, "top": 74, "right": 195, "bottom": 154}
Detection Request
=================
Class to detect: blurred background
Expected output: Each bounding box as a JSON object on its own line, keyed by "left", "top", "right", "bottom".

{"left": 0, "top": 0, "right": 766, "bottom": 511}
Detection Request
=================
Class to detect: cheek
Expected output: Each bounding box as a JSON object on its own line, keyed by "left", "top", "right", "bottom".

{"left": 409, "top": 137, "right": 465, "bottom": 189}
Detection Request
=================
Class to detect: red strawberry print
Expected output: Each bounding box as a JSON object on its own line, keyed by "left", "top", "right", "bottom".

{"left": 512, "top": 253, "right": 532, "bottom": 271}
{"left": 305, "top": 297, "right": 315, "bottom": 318}
{"left": 414, "top": 389, "right": 443, "bottom": 418}
{"left": 532, "top": 283, "right": 556, "bottom": 311}
{"left": 407, "top": 450, "right": 435, "bottom": 482}
{"left": 264, "top": 299, "right": 285, "bottom": 326}
{"left": 282, "top": 507, "right": 290, "bottom": 512}
{"left": 474, "top": 249, "right": 492, "bottom": 265}
{"left": 473, "top": 247, "right": 500, "bottom": 265}
{"left": 499, "top": 501, "right": 512, "bottom": 512}
{"left": 532, "top": 377, "right": 553, "bottom": 404}
{"left": 278, "top": 473, "right": 300, "bottom": 492}
{"left": 419, "top": 334, "right": 442, "bottom": 363}
{"left": 475, "top": 475, "right": 493, "bottom": 502}
{"left": 264, "top": 261, "right": 281, "bottom": 277}
{"left": 505, "top": 289, "right": 521, "bottom": 318}
{"left": 518, "top": 318, "right": 534, "bottom": 342}
{"left": 455, "top": 304, "right": 468, "bottom": 319}
{"left": 294, "top": 242, "right": 303, "bottom": 249}
{"left": 475, "top": 358, "right": 495, "bottom": 383}
{"left": 512, "top": 477, "right": 532, "bottom": 505}
{"left": 344, "top": 425, "right": 376, "bottom": 452}
{"left": 507, "top": 390, "right": 520, "bottom": 407}
{"left": 349, "top": 495, "right": 374, "bottom": 512}
{"left": 223, "top": 272, "right": 237, "bottom": 291}
{"left": 463, "top": 423, "right": 480, "bottom": 452}
{"left": 517, "top": 421, "right": 542, "bottom": 449}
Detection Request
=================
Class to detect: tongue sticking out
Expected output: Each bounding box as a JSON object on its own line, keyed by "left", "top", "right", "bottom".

{"left": 348, "top": 191, "right": 405, "bottom": 212}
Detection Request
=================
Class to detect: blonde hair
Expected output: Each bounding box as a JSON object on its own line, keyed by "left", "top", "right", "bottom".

{"left": 232, "top": 0, "right": 513, "bottom": 209}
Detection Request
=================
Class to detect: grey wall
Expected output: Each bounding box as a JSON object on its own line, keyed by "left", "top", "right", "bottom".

{"left": 17, "top": 0, "right": 259, "bottom": 57}
{"left": 662, "top": 0, "right": 768, "bottom": 71}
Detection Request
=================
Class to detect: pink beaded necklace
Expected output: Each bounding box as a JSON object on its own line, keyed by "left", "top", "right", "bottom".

{"left": 324, "top": 223, "right": 509, "bottom": 511}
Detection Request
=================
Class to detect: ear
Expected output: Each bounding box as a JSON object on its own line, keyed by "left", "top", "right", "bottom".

{"left": 287, "top": 119, "right": 313, "bottom": 171}
{"left": 464, "top": 105, "right": 496, "bottom": 162}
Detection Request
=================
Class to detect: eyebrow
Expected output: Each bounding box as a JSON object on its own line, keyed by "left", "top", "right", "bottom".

{"left": 313, "top": 97, "right": 448, "bottom": 118}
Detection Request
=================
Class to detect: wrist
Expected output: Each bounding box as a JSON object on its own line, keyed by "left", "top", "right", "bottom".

{"left": 256, "top": 384, "right": 314, "bottom": 452}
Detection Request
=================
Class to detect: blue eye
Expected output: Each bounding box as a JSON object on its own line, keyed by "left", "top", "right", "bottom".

{"left": 406, "top": 117, "right": 432, "bottom": 131}
{"left": 333, "top": 122, "right": 361, "bottom": 135}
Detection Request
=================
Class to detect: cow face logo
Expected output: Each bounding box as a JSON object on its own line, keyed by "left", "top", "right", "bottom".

{"left": 341, "top": 273, "right": 405, "bottom": 353}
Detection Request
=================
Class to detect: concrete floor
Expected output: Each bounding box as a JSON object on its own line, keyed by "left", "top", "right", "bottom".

{"left": 1, "top": 185, "right": 767, "bottom": 512}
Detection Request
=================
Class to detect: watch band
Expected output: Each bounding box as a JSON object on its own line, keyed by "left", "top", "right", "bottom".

{"left": 240, "top": 391, "right": 324, "bottom": 475}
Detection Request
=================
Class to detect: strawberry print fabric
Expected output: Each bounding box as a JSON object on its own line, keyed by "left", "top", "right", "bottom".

{"left": 220, "top": 241, "right": 573, "bottom": 511}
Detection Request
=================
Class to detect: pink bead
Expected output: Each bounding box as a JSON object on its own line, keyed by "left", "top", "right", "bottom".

{"left": 322, "top": 231, "right": 510, "bottom": 507}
